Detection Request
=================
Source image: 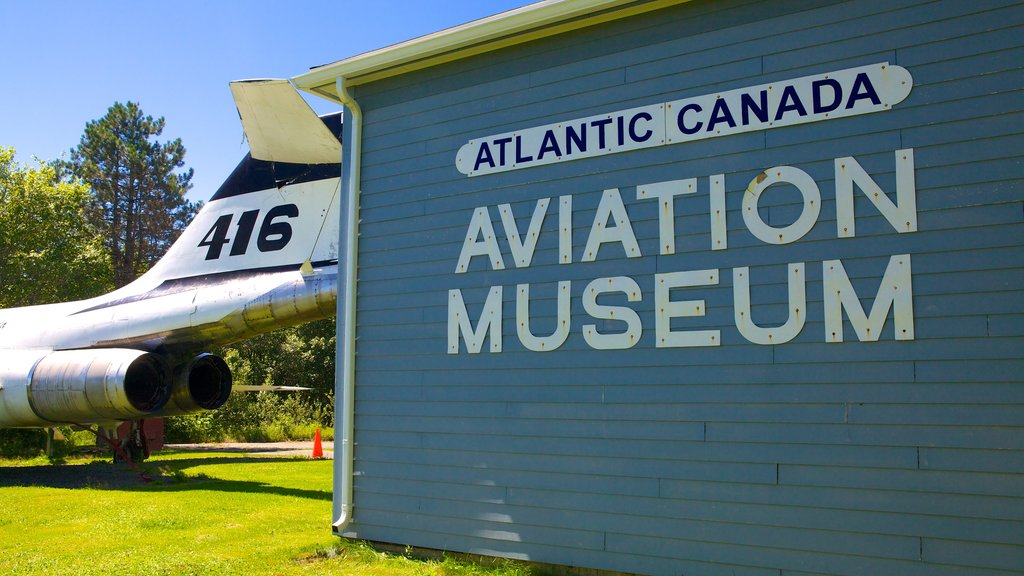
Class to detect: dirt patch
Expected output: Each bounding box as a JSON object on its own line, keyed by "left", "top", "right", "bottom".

{"left": 166, "top": 441, "right": 333, "bottom": 458}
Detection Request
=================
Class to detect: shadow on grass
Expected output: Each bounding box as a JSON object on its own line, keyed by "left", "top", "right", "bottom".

{"left": 154, "top": 455, "right": 318, "bottom": 468}
{"left": 135, "top": 478, "right": 331, "bottom": 501}
{"left": 0, "top": 457, "right": 331, "bottom": 501}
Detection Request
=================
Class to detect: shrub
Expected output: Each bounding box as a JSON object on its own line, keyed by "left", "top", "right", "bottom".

{"left": 0, "top": 429, "right": 48, "bottom": 458}
{"left": 0, "top": 427, "right": 88, "bottom": 459}
{"left": 164, "top": 391, "right": 333, "bottom": 443}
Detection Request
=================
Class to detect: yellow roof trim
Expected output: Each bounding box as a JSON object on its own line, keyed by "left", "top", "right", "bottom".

{"left": 293, "top": 0, "right": 689, "bottom": 103}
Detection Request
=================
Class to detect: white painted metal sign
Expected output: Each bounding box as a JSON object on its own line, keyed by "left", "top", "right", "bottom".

{"left": 456, "top": 62, "right": 913, "bottom": 176}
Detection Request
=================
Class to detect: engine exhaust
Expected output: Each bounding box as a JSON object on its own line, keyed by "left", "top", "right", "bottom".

{"left": 162, "top": 353, "right": 233, "bottom": 416}
{"left": 27, "top": 349, "right": 172, "bottom": 424}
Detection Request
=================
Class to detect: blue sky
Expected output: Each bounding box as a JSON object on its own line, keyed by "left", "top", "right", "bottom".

{"left": 0, "top": 1, "right": 528, "bottom": 202}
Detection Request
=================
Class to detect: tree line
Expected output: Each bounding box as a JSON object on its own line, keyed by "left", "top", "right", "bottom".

{"left": 1, "top": 102, "right": 195, "bottom": 303}
{"left": 0, "top": 102, "right": 334, "bottom": 451}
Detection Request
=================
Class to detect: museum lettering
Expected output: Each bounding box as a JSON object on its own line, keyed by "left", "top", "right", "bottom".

{"left": 448, "top": 149, "right": 917, "bottom": 353}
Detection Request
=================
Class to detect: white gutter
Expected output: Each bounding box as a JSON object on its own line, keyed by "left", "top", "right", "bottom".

{"left": 293, "top": 0, "right": 689, "bottom": 100}
{"left": 332, "top": 75, "right": 361, "bottom": 533}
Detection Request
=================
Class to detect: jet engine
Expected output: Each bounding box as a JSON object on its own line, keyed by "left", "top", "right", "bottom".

{"left": 161, "top": 353, "right": 233, "bottom": 416}
{"left": 0, "top": 348, "right": 171, "bottom": 427}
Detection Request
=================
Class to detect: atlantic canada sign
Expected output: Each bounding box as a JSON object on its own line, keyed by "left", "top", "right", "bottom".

{"left": 456, "top": 62, "right": 913, "bottom": 176}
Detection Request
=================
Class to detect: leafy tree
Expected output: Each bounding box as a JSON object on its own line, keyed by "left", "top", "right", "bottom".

{"left": 218, "top": 316, "right": 336, "bottom": 424}
{"left": 224, "top": 318, "right": 336, "bottom": 397}
{"left": 62, "top": 102, "right": 197, "bottom": 287}
{"left": 0, "top": 147, "right": 112, "bottom": 307}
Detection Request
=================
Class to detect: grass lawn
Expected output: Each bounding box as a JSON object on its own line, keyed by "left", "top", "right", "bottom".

{"left": 0, "top": 451, "right": 532, "bottom": 576}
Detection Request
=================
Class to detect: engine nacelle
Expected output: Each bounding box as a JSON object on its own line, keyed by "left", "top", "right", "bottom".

{"left": 0, "top": 348, "right": 171, "bottom": 427}
{"left": 161, "top": 353, "right": 233, "bottom": 416}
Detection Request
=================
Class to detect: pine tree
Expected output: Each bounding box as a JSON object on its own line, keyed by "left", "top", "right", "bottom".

{"left": 63, "top": 102, "right": 197, "bottom": 287}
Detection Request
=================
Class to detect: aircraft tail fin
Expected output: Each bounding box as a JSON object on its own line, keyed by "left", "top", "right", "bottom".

{"left": 230, "top": 79, "right": 342, "bottom": 165}
{"left": 135, "top": 80, "right": 342, "bottom": 288}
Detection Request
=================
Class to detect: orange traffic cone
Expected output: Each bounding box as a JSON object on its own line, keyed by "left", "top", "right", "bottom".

{"left": 311, "top": 428, "right": 324, "bottom": 459}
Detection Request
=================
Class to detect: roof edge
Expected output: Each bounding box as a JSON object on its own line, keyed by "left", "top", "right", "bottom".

{"left": 293, "top": 0, "right": 688, "bottom": 103}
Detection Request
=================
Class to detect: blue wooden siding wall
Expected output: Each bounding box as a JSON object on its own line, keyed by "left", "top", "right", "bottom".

{"left": 343, "top": 0, "right": 1024, "bottom": 574}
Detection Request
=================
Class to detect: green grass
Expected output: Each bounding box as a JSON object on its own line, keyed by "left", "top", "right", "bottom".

{"left": 0, "top": 451, "right": 532, "bottom": 576}
{"left": 220, "top": 424, "right": 334, "bottom": 443}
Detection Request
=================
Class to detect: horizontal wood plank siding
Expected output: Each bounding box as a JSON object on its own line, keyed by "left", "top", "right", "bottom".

{"left": 342, "top": 0, "right": 1024, "bottom": 573}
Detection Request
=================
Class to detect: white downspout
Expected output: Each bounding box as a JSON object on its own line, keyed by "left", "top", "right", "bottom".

{"left": 333, "top": 75, "right": 361, "bottom": 533}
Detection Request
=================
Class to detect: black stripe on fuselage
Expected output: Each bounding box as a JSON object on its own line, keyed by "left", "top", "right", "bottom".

{"left": 210, "top": 112, "right": 343, "bottom": 201}
{"left": 70, "top": 259, "right": 339, "bottom": 316}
